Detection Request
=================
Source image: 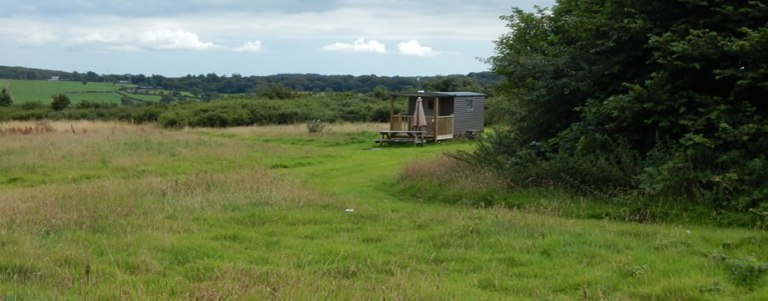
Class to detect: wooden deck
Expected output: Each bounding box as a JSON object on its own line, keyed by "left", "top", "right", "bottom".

{"left": 389, "top": 115, "right": 454, "bottom": 141}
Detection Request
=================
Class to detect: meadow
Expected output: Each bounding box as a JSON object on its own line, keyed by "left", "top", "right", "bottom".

{"left": 0, "top": 121, "right": 766, "bottom": 300}
{"left": 0, "top": 80, "right": 161, "bottom": 104}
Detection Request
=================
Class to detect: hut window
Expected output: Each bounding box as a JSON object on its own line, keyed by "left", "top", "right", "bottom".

{"left": 465, "top": 99, "right": 475, "bottom": 111}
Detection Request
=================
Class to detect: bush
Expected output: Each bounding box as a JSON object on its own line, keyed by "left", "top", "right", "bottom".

{"left": 306, "top": 119, "right": 325, "bottom": 134}
{"left": 5, "top": 92, "right": 400, "bottom": 127}
{"left": 0, "top": 88, "right": 12, "bottom": 107}
{"left": 20, "top": 101, "right": 46, "bottom": 110}
{"left": 120, "top": 96, "right": 135, "bottom": 106}
{"left": 155, "top": 94, "right": 390, "bottom": 128}
{"left": 75, "top": 100, "right": 118, "bottom": 109}
{"left": 4, "top": 108, "right": 52, "bottom": 121}
{"left": 51, "top": 94, "right": 70, "bottom": 111}
{"left": 258, "top": 83, "right": 295, "bottom": 99}
{"left": 710, "top": 255, "right": 768, "bottom": 290}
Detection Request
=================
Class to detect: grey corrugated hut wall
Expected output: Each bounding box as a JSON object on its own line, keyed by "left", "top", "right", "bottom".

{"left": 401, "top": 91, "right": 486, "bottom": 138}
{"left": 450, "top": 92, "right": 485, "bottom": 137}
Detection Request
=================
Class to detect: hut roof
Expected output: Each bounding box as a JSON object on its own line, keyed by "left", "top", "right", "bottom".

{"left": 395, "top": 91, "right": 486, "bottom": 97}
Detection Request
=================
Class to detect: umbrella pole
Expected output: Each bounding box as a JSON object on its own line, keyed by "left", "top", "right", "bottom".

{"left": 433, "top": 96, "right": 439, "bottom": 142}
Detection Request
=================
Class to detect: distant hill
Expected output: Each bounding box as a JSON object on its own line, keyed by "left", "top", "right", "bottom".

{"left": 0, "top": 66, "right": 74, "bottom": 80}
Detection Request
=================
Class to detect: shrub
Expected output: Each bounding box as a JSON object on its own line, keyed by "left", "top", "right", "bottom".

{"left": 51, "top": 94, "right": 70, "bottom": 111}
{"left": 4, "top": 109, "right": 51, "bottom": 121}
{"left": 75, "top": 100, "right": 118, "bottom": 109}
{"left": 20, "top": 101, "right": 46, "bottom": 110}
{"left": 711, "top": 255, "right": 768, "bottom": 290}
{"left": 306, "top": 119, "right": 325, "bottom": 134}
{"left": 6, "top": 92, "right": 400, "bottom": 127}
{"left": 0, "top": 88, "right": 12, "bottom": 107}
{"left": 120, "top": 96, "right": 135, "bottom": 106}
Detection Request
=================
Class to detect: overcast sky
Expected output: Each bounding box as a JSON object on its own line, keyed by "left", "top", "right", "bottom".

{"left": 0, "top": 0, "right": 555, "bottom": 77}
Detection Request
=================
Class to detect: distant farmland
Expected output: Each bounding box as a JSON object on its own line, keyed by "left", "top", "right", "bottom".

{"left": 1, "top": 79, "right": 162, "bottom": 104}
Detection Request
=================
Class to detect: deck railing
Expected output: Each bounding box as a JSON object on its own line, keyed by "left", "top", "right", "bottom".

{"left": 435, "top": 116, "right": 454, "bottom": 139}
{"left": 391, "top": 115, "right": 454, "bottom": 140}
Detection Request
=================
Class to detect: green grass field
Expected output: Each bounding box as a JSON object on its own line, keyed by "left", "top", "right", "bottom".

{"left": 0, "top": 79, "right": 161, "bottom": 104}
{"left": 0, "top": 121, "right": 766, "bottom": 300}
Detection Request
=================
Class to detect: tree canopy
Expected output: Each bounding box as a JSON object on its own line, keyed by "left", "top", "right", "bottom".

{"left": 476, "top": 0, "right": 768, "bottom": 218}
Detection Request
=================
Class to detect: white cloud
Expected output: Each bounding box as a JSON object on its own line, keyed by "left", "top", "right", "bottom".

{"left": 65, "top": 28, "right": 220, "bottom": 52}
{"left": 234, "top": 40, "right": 263, "bottom": 52}
{"left": 139, "top": 29, "right": 218, "bottom": 50}
{"left": 72, "top": 32, "right": 120, "bottom": 44}
{"left": 17, "top": 28, "right": 58, "bottom": 46}
{"left": 397, "top": 40, "right": 440, "bottom": 57}
{"left": 321, "top": 38, "right": 386, "bottom": 54}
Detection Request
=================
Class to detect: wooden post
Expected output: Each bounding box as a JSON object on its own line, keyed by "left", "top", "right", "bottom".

{"left": 433, "top": 96, "right": 439, "bottom": 142}
{"left": 389, "top": 95, "right": 395, "bottom": 130}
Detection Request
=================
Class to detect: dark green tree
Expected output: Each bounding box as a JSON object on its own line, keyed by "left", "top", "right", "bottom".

{"left": 423, "top": 75, "right": 483, "bottom": 93}
{"left": 120, "top": 95, "right": 135, "bottom": 106}
{"left": 0, "top": 88, "right": 12, "bottom": 107}
{"left": 371, "top": 85, "right": 391, "bottom": 100}
{"left": 258, "top": 83, "right": 295, "bottom": 100}
{"left": 51, "top": 94, "right": 71, "bottom": 111}
{"left": 476, "top": 0, "right": 768, "bottom": 214}
{"left": 160, "top": 93, "right": 176, "bottom": 104}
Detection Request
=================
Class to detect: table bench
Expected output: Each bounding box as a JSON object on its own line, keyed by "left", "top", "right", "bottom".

{"left": 376, "top": 130, "right": 426, "bottom": 145}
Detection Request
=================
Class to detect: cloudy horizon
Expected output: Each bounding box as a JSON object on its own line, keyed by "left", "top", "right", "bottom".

{"left": 0, "top": 0, "right": 555, "bottom": 77}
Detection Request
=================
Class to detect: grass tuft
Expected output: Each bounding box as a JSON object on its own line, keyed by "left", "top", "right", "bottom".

{"left": 397, "top": 154, "right": 508, "bottom": 207}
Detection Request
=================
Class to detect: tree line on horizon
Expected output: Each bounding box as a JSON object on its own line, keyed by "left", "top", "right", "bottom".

{"left": 0, "top": 66, "right": 499, "bottom": 96}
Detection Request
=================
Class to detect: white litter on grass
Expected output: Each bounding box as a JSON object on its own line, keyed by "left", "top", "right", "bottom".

{"left": 345, "top": 208, "right": 355, "bottom": 212}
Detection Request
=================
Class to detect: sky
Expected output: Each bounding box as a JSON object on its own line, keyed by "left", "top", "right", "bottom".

{"left": 0, "top": 0, "right": 555, "bottom": 77}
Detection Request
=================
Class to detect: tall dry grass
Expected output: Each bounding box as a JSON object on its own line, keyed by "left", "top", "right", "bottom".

{"left": 0, "top": 121, "right": 324, "bottom": 233}
{"left": 0, "top": 167, "right": 328, "bottom": 299}
{"left": 0, "top": 120, "right": 386, "bottom": 137}
{"left": 0, "top": 121, "right": 331, "bottom": 299}
{"left": 0, "top": 121, "right": 259, "bottom": 184}
{"left": 0, "top": 120, "right": 150, "bottom": 135}
{"left": 2, "top": 167, "right": 320, "bottom": 223}
{"left": 398, "top": 154, "right": 508, "bottom": 206}
{"left": 219, "top": 122, "right": 388, "bottom": 137}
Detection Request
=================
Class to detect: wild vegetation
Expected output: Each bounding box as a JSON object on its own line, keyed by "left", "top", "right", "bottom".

{"left": 469, "top": 0, "right": 768, "bottom": 223}
{"left": 0, "top": 121, "right": 766, "bottom": 300}
{"left": 0, "top": 89, "right": 404, "bottom": 127}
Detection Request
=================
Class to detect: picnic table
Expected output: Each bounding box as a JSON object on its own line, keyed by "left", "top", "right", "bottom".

{"left": 375, "top": 130, "right": 426, "bottom": 145}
